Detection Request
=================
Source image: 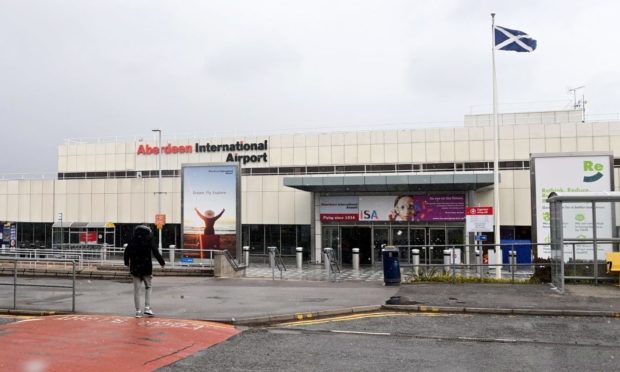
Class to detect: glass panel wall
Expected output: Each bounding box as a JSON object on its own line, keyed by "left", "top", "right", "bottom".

{"left": 280, "top": 225, "right": 297, "bottom": 255}
{"left": 243, "top": 225, "right": 311, "bottom": 257}
{"left": 249, "top": 225, "right": 265, "bottom": 254}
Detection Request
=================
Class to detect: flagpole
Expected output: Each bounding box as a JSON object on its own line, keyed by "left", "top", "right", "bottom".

{"left": 491, "top": 13, "right": 502, "bottom": 278}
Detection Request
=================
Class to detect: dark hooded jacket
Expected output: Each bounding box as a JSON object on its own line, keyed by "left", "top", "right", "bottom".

{"left": 123, "top": 225, "right": 165, "bottom": 276}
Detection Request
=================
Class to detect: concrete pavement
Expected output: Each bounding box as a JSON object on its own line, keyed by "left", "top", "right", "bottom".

{"left": 386, "top": 283, "right": 620, "bottom": 317}
{"left": 2, "top": 274, "right": 619, "bottom": 323}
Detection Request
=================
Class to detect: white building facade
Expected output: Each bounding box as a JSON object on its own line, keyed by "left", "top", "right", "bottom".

{"left": 1, "top": 109, "right": 619, "bottom": 264}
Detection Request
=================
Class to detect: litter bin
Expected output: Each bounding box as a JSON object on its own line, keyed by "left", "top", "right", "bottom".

{"left": 382, "top": 246, "right": 401, "bottom": 285}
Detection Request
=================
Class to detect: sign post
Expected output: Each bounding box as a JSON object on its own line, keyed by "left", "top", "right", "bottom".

{"left": 155, "top": 214, "right": 166, "bottom": 230}
{"left": 466, "top": 206, "right": 494, "bottom": 274}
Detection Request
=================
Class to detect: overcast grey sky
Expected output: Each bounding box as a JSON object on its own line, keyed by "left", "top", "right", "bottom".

{"left": 1, "top": 0, "right": 618, "bottom": 174}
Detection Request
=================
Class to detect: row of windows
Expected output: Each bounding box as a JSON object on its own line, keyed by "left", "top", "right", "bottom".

{"left": 57, "top": 160, "right": 547, "bottom": 180}
{"left": 2, "top": 222, "right": 311, "bottom": 258}
{"left": 59, "top": 170, "right": 179, "bottom": 180}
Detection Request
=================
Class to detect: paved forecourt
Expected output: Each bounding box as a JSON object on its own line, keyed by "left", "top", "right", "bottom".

{"left": 0, "top": 314, "right": 239, "bottom": 372}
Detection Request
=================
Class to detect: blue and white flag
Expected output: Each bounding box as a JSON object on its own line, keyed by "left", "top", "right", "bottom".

{"left": 494, "top": 25, "right": 537, "bottom": 52}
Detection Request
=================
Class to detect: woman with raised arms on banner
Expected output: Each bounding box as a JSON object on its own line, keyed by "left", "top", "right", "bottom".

{"left": 194, "top": 208, "right": 225, "bottom": 235}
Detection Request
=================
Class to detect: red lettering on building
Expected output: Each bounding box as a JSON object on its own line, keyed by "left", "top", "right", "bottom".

{"left": 137, "top": 144, "right": 194, "bottom": 155}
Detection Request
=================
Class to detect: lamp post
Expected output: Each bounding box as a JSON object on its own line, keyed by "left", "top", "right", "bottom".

{"left": 152, "top": 129, "right": 163, "bottom": 254}
{"left": 58, "top": 212, "right": 63, "bottom": 249}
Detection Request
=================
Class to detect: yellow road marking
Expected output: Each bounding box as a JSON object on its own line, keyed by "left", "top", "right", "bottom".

{"left": 283, "top": 311, "right": 448, "bottom": 327}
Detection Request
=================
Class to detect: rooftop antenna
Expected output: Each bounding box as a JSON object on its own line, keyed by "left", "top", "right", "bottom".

{"left": 568, "top": 86, "right": 586, "bottom": 122}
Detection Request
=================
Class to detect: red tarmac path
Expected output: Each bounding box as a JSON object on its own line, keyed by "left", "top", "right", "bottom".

{"left": 0, "top": 315, "right": 240, "bottom": 371}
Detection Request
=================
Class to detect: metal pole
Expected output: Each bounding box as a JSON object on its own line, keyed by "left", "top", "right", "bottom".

{"left": 572, "top": 243, "right": 576, "bottom": 277}
{"left": 152, "top": 129, "right": 163, "bottom": 254}
{"left": 72, "top": 260, "right": 76, "bottom": 312}
{"left": 511, "top": 249, "right": 515, "bottom": 284}
{"left": 59, "top": 212, "right": 63, "bottom": 249}
{"left": 592, "top": 201, "right": 598, "bottom": 285}
{"left": 13, "top": 260, "right": 17, "bottom": 309}
{"left": 451, "top": 248, "right": 456, "bottom": 284}
{"left": 491, "top": 13, "right": 502, "bottom": 279}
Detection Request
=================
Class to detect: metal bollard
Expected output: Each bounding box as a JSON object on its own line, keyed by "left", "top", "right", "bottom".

{"left": 352, "top": 248, "right": 359, "bottom": 271}
{"left": 487, "top": 248, "right": 496, "bottom": 276}
{"left": 169, "top": 245, "right": 176, "bottom": 267}
{"left": 443, "top": 249, "right": 451, "bottom": 273}
{"left": 243, "top": 246, "right": 250, "bottom": 266}
{"left": 509, "top": 250, "right": 517, "bottom": 273}
{"left": 267, "top": 246, "right": 276, "bottom": 268}
{"left": 411, "top": 249, "right": 420, "bottom": 276}
{"left": 296, "top": 247, "right": 303, "bottom": 269}
{"left": 323, "top": 247, "right": 333, "bottom": 276}
{"left": 267, "top": 246, "right": 276, "bottom": 280}
{"left": 428, "top": 246, "right": 434, "bottom": 266}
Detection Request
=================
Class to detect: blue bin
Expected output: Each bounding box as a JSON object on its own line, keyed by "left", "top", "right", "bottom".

{"left": 382, "top": 246, "right": 401, "bottom": 285}
{"left": 500, "top": 240, "right": 532, "bottom": 264}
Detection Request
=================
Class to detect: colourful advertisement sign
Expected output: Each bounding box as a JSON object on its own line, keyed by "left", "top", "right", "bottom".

{"left": 182, "top": 164, "right": 240, "bottom": 258}
{"left": 1, "top": 222, "right": 17, "bottom": 249}
{"left": 319, "top": 195, "right": 465, "bottom": 222}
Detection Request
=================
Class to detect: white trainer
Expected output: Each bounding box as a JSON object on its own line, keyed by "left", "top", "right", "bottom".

{"left": 143, "top": 308, "right": 154, "bottom": 317}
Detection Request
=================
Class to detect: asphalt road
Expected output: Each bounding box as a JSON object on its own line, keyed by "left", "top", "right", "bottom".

{"left": 161, "top": 312, "right": 620, "bottom": 372}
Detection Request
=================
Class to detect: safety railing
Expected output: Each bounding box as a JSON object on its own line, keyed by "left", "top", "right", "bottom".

{"left": 0, "top": 248, "right": 84, "bottom": 270}
{"left": 322, "top": 247, "right": 340, "bottom": 281}
{"left": 0, "top": 247, "right": 237, "bottom": 269}
{"left": 0, "top": 257, "right": 77, "bottom": 312}
{"left": 222, "top": 249, "right": 245, "bottom": 271}
{"left": 399, "top": 242, "right": 616, "bottom": 292}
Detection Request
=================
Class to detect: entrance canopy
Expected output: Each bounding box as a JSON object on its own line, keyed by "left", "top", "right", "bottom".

{"left": 283, "top": 172, "right": 493, "bottom": 192}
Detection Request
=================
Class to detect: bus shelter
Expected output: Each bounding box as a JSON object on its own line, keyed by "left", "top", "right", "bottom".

{"left": 546, "top": 192, "right": 620, "bottom": 292}
{"left": 52, "top": 221, "right": 116, "bottom": 249}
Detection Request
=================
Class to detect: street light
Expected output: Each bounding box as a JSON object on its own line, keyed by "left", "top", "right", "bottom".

{"left": 58, "top": 212, "right": 63, "bottom": 249}
{"left": 152, "top": 129, "right": 162, "bottom": 254}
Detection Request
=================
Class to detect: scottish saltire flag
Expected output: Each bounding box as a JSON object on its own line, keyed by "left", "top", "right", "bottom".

{"left": 494, "top": 25, "right": 537, "bottom": 52}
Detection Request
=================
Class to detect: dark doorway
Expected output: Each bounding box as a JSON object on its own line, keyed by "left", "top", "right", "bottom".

{"left": 340, "top": 227, "right": 372, "bottom": 265}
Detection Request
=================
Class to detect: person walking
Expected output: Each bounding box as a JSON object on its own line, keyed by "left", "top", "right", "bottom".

{"left": 123, "top": 224, "right": 165, "bottom": 318}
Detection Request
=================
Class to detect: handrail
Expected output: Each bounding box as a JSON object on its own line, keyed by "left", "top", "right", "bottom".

{"left": 275, "top": 247, "right": 287, "bottom": 272}
{"left": 222, "top": 250, "right": 244, "bottom": 271}
{"left": 326, "top": 249, "right": 340, "bottom": 273}
{"left": 0, "top": 257, "right": 77, "bottom": 312}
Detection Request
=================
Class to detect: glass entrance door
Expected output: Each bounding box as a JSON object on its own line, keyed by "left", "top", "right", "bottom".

{"left": 340, "top": 227, "right": 372, "bottom": 265}
{"left": 410, "top": 228, "right": 426, "bottom": 265}
{"left": 391, "top": 227, "right": 409, "bottom": 263}
{"left": 322, "top": 226, "right": 340, "bottom": 264}
{"left": 372, "top": 227, "right": 389, "bottom": 265}
{"left": 428, "top": 228, "right": 446, "bottom": 264}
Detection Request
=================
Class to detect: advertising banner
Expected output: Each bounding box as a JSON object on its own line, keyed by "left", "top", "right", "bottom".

{"left": 182, "top": 164, "right": 239, "bottom": 258}
{"left": 358, "top": 194, "right": 465, "bottom": 222}
{"left": 532, "top": 154, "right": 614, "bottom": 259}
{"left": 2, "top": 222, "right": 17, "bottom": 249}
{"left": 319, "top": 196, "right": 359, "bottom": 222}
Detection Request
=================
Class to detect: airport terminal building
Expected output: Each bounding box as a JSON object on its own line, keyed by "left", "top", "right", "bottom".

{"left": 1, "top": 109, "right": 619, "bottom": 265}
